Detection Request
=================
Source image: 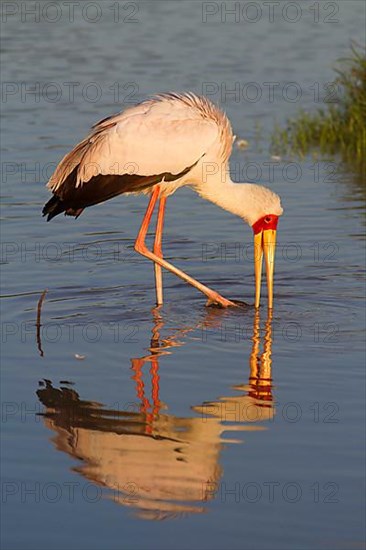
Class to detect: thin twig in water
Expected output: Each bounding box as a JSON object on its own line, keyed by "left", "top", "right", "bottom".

{"left": 36, "top": 289, "right": 48, "bottom": 357}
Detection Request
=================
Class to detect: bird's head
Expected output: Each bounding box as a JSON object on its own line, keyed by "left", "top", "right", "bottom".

{"left": 243, "top": 185, "right": 283, "bottom": 310}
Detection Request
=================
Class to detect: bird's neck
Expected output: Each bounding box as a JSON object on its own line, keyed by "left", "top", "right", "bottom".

{"left": 194, "top": 172, "right": 260, "bottom": 225}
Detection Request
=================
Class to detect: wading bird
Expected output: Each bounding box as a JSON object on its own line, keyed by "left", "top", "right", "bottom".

{"left": 43, "top": 92, "right": 283, "bottom": 308}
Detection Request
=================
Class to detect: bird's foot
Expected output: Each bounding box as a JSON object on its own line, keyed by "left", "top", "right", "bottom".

{"left": 205, "top": 294, "right": 237, "bottom": 308}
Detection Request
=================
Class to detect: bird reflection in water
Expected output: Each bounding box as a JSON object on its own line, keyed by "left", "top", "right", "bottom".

{"left": 36, "top": 310, "right": 274, "bottom": 520}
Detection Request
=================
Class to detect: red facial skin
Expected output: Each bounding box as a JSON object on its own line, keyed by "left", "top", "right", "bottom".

{"left": 252, "top": 214, "right": 279, "bottom": 235}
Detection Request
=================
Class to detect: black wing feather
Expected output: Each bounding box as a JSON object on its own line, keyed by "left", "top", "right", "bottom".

{"left": 42, "top": 159, "right": 199, "bottom": 221}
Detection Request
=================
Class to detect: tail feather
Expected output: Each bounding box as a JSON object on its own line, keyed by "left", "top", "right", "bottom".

{"left": 42, "top": 195, "right": 66, "bottom": 221}
{"left": 42, "top": 195, "right": 84, "bottom": 221}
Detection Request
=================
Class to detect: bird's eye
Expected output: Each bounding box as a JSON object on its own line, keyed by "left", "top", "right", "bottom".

{"left": 264, "top": 216, "right": 272, "bottom": 223}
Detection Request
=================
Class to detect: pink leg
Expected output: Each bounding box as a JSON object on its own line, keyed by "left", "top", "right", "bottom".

{"left": 153, "top": 196, "right": 167, "bottom": 306}
{"left": 134, "top": 186, "right": 236, "bottom": 307}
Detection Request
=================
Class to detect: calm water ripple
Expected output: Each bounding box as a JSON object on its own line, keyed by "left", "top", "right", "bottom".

{"left": 1, "top": 2, "right": 365, "bottom": 549}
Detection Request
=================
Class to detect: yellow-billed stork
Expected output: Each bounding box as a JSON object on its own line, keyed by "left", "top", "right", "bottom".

{"left": 43, "top": 92, "right": 283, "bottom": 309}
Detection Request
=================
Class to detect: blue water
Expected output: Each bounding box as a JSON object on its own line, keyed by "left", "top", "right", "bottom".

{"left": 1, "top": 2, "right": 365, "bottom": 549}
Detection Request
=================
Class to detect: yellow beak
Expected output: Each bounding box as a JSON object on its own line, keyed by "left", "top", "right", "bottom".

{"left": 254, "top": 229, "right": 277, "bottom": 310}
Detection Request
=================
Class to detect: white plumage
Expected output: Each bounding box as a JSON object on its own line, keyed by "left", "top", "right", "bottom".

{"left": 48, "top": 93, "right": 229, "bottom": 191}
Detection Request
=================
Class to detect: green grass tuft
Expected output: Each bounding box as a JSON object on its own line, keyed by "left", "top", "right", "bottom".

{"left": 271, "top": 44, "right": 366, "bottom": 178}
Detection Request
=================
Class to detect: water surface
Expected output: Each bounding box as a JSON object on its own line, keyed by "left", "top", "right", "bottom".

{"left": 1, "top": 2, "right": 365, "bottom": 549}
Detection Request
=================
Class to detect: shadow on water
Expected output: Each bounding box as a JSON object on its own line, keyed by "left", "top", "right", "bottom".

{"left": 36, "top": 309, "right": 274, "bottom": 520}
